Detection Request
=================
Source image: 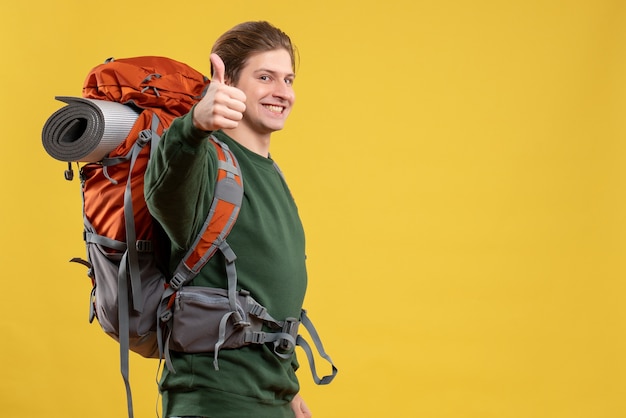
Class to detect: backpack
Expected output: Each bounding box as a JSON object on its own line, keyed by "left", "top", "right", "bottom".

{"left": 42, "top": 56, "right": 337, "bottom": 418}
{"left": 78, "top": 57, "right": 211, "bottom": 359}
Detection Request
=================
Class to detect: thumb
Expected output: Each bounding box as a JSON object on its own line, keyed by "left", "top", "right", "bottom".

{"left": 210, "top": 53, "right": 226, "bottom": 84}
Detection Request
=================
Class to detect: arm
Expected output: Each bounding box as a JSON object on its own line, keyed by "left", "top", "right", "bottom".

{"left": 144, "top": 53, "right": 246, "bottom": 250}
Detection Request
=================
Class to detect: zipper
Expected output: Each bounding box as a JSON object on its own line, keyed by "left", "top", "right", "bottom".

{"left": 177, "top": 290, "right": 228, "bottom": 306}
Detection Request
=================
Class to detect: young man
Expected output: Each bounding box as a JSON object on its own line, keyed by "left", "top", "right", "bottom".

{"left": 144, "top": 21, "right": 312, "bottom": 418}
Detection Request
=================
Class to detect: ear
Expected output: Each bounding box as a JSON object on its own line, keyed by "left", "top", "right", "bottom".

{"left": 224, "top": 74, "right": 237, "bottom": 87}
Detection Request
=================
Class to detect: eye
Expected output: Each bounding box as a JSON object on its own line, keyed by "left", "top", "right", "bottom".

{"left": 285, "top": 78, "right": 294, "bottom": 86}
{"left": 259, "top": 75, "right": 271, "bottom": 82}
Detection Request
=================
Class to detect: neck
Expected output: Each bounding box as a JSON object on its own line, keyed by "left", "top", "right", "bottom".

{"left": 222, "top": 126, "right": 272, "bottom": 157}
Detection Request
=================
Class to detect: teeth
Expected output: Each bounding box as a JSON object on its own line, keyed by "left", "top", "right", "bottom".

{"left": 264, "top": 105, "right": 284, "bottom": 113}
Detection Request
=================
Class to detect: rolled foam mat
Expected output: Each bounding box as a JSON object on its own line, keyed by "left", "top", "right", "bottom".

{"left": 42, "top": 96, "right": 140, "bottom": 162}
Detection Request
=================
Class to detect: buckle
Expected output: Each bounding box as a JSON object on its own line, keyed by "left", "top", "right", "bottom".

{"left": 249, "top": 304, "right": 267, "bottom": 318}
{"left": 136, "top": 240, "right": 152, "bottom": 252}
{"left": 232, "top": 311, "right": 250, "bottom": 328}
{"left": 278, "top": 317, "right": 299, "bottom": 352}
{"left": 247, "top": 332, "right": 265, "bottom": 344}
{"left": 169, "top": 274, "right": 185, "bottom": 290}
{"left": 160, "top": 310, "right": 172, "bottom": 322}
{"left": 138, "top": 129, "right": 152, "bottom": 145}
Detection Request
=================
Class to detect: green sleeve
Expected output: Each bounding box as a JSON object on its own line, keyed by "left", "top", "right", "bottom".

{"left": 144, "top": 107, "right": 216, "bottom": 254}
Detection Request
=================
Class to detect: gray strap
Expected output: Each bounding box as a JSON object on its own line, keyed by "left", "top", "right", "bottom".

{"left": 241, "top": 331, "right": 296, "bottom": 360}
{"left": 123, "top": 138, "right": 148, "bottom": 313}
{"left": 297, "top": 310, "right": 338, "bottom": 385}
{"left": 156, "top": 267, "right": 188, "bottom": 365}
{"left": 163, "top": 327, "right": 177, "bottom": 374}
{"left": 247, "top": 300, "right": 281, "bottom": 325}
{"left": 148, "top": 113, "right": 161, "bottom": 159}
{"left": 156, "top": 304, "right": 168, "bottom": 363}
{"left": 117, "top": 250, "right": 135, "bottom": 418}
{"left": 212, "top": 139, "right": 244, "bottom": 326}
{"left": 88, "top": 286, "right": 96, "bottom": 323}
{"left": 213, "top": 310, "right": 237, "bottom": 370}
{"left": 85, "top": 232, "right": 126, "bottom": 252}
{"left": 219, "top": 241, "right": 240, "bottom": 315}
{"left": 217, "top": 159, "right": 239, "bottom": 176}
{"left": 272, "top": 160, "right": 286, "bottom": 180}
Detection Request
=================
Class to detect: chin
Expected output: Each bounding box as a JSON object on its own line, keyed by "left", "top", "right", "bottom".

{"left": 263, "top": 122, "right": 286, "bottom": 133}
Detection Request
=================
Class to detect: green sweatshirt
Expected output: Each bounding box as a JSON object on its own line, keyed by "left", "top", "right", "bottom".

{"left": 144, "top": 109, "right": 307, "bottom": 418}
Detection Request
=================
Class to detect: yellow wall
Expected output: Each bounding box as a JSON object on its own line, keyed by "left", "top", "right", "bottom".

{"left": 2, "top": 0, "right": 625, "bottom": 417}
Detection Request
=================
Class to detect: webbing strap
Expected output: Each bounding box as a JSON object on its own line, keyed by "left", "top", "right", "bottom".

{"left": 84, "top": 232, "right": 126, "bottom": 252}
{"left": 123, "top": 136, "right": 148, "bottom": 313}
{"left": 117, "top": 250, "right": 134, "bottom": 418}
{"left": 156, "top": 287, "right": 175, "bottom": 359}
{"left": 217, "top": 159, "right": 239, "bottom": 175}
{"left": 120, "top": 135, "right": 149, "bottom": 418}
{"left": 163, "top": 328, "right": 175, "bottom": 373}
{"left": 221, "top": 241, "right": 239, "bottom": 315}
{"left": 213, "top": 310, "right": 238, "bottom": 370}
{"left": 148, "top": 113, "right": 161, "bottom": 159}
{"left": 296, "top": 310, "right": 338, "bottom": 385}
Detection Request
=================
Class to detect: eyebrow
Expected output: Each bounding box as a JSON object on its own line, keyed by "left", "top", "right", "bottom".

{"left": 254, "top": 68, "right": 296, "bottom": 78}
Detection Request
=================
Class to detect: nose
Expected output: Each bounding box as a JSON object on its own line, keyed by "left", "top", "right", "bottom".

{"left": 274, "top": 80, "right": 295, "bottom": 102}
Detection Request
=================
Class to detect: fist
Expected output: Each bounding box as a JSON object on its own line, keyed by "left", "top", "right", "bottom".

{"left": 193, "top": 53, "right": 246, "bottom": 131}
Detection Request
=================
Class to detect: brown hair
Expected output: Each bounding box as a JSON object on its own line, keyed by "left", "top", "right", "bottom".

{"left": 211, "top": 21, "right": 297, "bottom": 84}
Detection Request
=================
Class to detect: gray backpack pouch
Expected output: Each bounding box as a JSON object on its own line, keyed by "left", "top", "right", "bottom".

{"left": 88, "top": 241, "right": 164, "bottom": 358}
{"left": 167, "top": 286, "right": 269, "bottom": 353}
{"left": 166, "top": 285, "right": 301, "bottom": 367}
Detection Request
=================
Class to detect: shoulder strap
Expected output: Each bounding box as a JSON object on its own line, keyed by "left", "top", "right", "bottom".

{"left": 157, "top": 136, "right": 244, "bottom": 359}
{"left": 169, "top": 135, "right": 243, "bottom": 289}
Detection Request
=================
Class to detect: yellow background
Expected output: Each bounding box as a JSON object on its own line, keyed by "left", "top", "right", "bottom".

{"left": 1, "top": 0, "right": 625, "bottom": 417}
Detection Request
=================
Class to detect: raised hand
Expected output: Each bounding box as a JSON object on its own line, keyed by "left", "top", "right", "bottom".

{"left": 192, "top": 53, "right": 247, "bottom": 131}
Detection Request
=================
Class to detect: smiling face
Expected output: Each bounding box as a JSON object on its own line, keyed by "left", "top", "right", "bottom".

{"left": 231, "top": 48, "right": 296, "bottom": 138}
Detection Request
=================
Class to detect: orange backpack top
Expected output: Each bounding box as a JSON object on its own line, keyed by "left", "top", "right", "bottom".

{"left": 80, "top": 57, "right": 208, "bottom": 245}
{"left": 83, "top": 56, "right": 206, "bottom": 115}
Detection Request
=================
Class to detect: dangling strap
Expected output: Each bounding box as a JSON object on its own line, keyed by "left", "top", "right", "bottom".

{"left": 296, "top": 310, "right": 338, "bottom": 385}
{"left": 212, "top": 310, "right": 239, "bottom": 370}
{"left": 117, "top": 249, "right": 134, "bottom": 418}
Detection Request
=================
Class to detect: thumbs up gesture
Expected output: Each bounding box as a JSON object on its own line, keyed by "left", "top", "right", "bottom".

{"left": 192, "top": 53, "right": 247, "bottom": 131}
